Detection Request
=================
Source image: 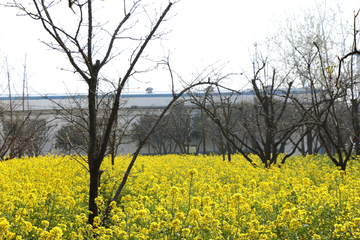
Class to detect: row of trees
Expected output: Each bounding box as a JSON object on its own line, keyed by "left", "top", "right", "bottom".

{"left": 128, "top": 4, "right": 360, "bottom": 172}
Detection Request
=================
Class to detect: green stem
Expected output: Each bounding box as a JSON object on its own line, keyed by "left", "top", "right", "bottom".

{"left": 187, "top": 176, "right": 193, "bottom": 215}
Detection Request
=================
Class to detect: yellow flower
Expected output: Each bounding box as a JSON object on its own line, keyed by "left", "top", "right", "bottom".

{"left": 189, "top": 209, "right": 201, "bottom": 219}
{"left": 93, "top": 216, "right": 101, "bottom": 227}
{"left": 192, "top": 196, "right": 201, "bottom": 206}
{"left": 0, "top": 218, "right": 10, "bottom": 237}
{"left": 25, "top": 193, "right": 37, "bottom": 205}
{"left": 175, "top": 212, "right": 185, "bottom": 221}
{"left": 110, "top": 215, "right": 119, "bottom": 225}
{"left": 49, "top": 227, "right": 63, "bottom": 239}
{"left": 137, "top": 209, "right": 149, "bottom": 219}
{"left": 312, "top": 234, "right": 321, "bottom": 239}
{"left": 2, "top": 184, "right": 10, "bottom": 192}
{"left": 231, "top": 193, "right": 245, "bottom": 207}
{"left": 41, "top": 220, "right": 49, "bottom": 229}
{"left": 169, "top": 186, "right": 180, "bottom": 195}
{"left": 259, "top": 233, "right": 269, "bottom": 240}
{"left": 187, "top": 169, "right": 198, "bottom": 179}
{"left": 202, "top": 196, "right": 211, "bottom": 206}
{"left": 249, "top": 228, "right": 259, "bottom": 238}
{"left": 249, "top": 179, "right": 257, "bottom": 188}
{"left": 109, "top": 201, "right": 117, "bottom": 209}
{"left": 117, "top": 230, "right": 128, "bottom": 238}
{"left": 182, "top": 228, "right": 191, "bottom": 237}
{"left": 21, "top": 220, "right": 33, "bottom": 234}
{"left": 39, "top": 231, "right": 50, "bottom": 240}
{"left": 354, "top": 217, "right": 360, "bottom": 226}
{"left": 334, "top": 223, "right": 346, "bottom": 233}
{"left": 289, "top": 219, "right": 298, "bottom": 231}
{"left": 150, "top": 222, "right": 159, "bottom": 232}
{"left": 332, "top": 170, "right": 341, "bottom": 181}
{"left": 94, "top": 196, "right": 105, "bottom": 211}
{"left": 171, "top": 219, "right": 181, "bottom": 229}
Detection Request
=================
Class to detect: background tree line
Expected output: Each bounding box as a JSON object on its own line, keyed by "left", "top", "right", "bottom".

{"left": 123, "top": 3, "right": 360, "bottom": 172}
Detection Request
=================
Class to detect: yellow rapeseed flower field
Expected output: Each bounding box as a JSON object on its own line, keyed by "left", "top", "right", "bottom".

{"left": 1, "top": 154, "right": 360, "bottom": 239}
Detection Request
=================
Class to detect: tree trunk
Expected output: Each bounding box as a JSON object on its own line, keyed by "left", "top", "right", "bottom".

{"left": 306, "top": 127, "right": 313, "bottom": 155}
{"left": 201, "top": 109, "right": 206, "bottom": 154}
{"left": 279, "top": 141, "right": 286, "bottom": 153}
{"left": 264, "top": 129, "right": 271, "bottom": 166}
{"left": 352, "top": 99, "right": 359, "bottom": 155}
{"left": 88, "top": 80, "right": 99, "bottom": 225}
{"left": 218, "top": 128, "right": 225, "bottom": 161}
{"left": 226, "top": 140, "right": 231, "bottom": 162}
{"left": 300, "top": 128, "right": 305, "bottom": 156}
{"left": 88, "top": 164, "right": 100, "bottom": 225}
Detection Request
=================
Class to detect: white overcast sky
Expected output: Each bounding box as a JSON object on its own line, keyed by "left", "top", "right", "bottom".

{"left": 0, "top": 0, "right": 359, "bottom": 95}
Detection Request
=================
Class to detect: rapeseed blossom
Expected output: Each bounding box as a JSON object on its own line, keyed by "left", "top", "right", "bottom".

{"left": 0, "top": 154, "right": 360, "bottom": 239}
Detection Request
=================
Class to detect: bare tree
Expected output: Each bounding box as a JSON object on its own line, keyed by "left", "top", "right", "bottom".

{"left": 163, "top": 101, "right": 201, "bottom": 154}
{"left": 52, "top": 92, "right": 135, "bottom": 164}
{"left": 269, "top": 1, "right": 359, "bottom": 157}
{"left": 131, "top": 112, "right": 176, "bottom": 155}
{"left": 5, "top": 0, "right": 176, "bottom": 224}
{"left": 190, "top": 88, "right": 237, "bottom": 161}
{"left": 289, "top": 10, "right": 360, "bottom": 171}
{"left": 0, "top": 56, "right": 53, "bottom": 159}
{"left": 5, "top": 0, "right": 222, "bottom": 225}
{"left": 190, "top": 56, "right": 309, "bottom": 168}
{"left": 54, "top": 121, "right": 86, "bottom": 154}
